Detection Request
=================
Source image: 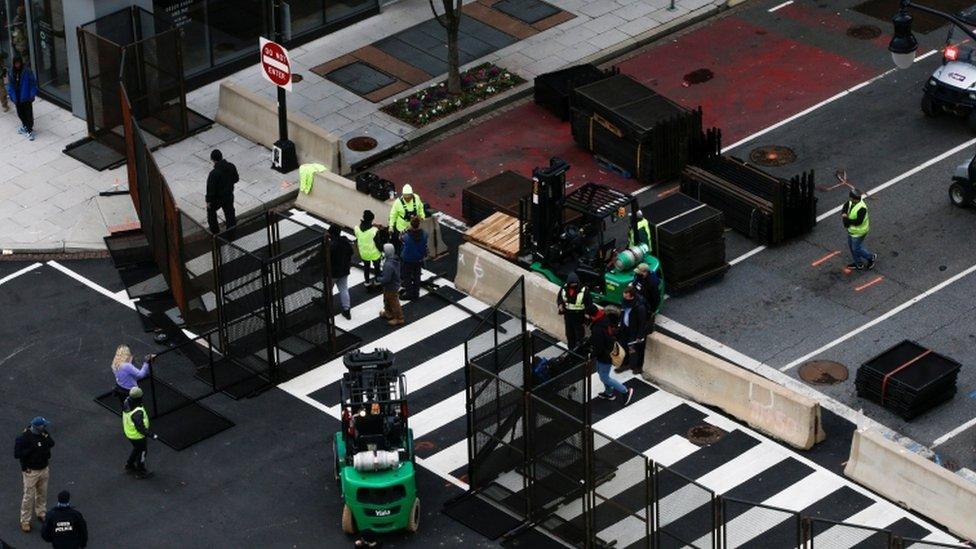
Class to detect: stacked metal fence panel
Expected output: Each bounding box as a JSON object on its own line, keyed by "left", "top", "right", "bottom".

{"left": 854, "top": 340, "right": 961, "bottom": 420}
{"left": 570, "top": 74, "right": 705, "bottom": 184}
{"left": 681, "top": 156, "right": 816, "bottom": 245}
{"left": 534, "top": 64, "right": 618, "bottom": 121}
{"left": 645, "top": 192, "right": 728, "bottom": 291}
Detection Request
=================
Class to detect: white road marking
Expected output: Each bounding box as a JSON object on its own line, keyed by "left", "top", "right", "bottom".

{"left": 768, "top": 0, "right": 793, "bottom": 12}
{"left": 932, "top": 415, "right": 976, "bottom": 448}
{"left": 47, "top": 260, "right": 136, "bottom": 310}
{"left": 0, "top": 262, "right": 42, "bottom": 286}
{"left": 729, "top": 136, "right": 976, "bottom": 265}
{"left": 722, "top": 49, "right": 938, "bottom": 154}
{"left": 278, "top": 295, "right": 488, "bottom": 396}
{"left": 780, "top": 261, "right": 976, "bottom": 372}
{"left": 643, "top": 434, "right": 699, "bottom": 466}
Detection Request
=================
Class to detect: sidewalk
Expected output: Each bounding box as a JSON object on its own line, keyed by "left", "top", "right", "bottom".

{"left": 0, "top": 0, "right": 725, "bottom": 252}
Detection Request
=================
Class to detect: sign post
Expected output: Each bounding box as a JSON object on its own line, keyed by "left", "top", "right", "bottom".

{"left": 262, "top": 0, "right": 298, "bottom": 173}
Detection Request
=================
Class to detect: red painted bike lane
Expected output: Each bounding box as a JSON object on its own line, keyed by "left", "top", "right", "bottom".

{"left": 375, "top": 13, "right": 881, "bottom": 221}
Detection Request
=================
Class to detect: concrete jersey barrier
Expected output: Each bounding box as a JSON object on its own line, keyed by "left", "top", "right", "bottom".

{"left": 454, "top": 242, "right": 566, "bottom": 342}
{"left": 845, "top": 429, "right": 976, "bottom": 540}
{"left": 296, "top": 170, "right": 446, "bottom": 261}
{"left": 643, "top": 332, "right": 825, "bottom": 449}
{"left": 215, "top": 81, "right": 341, "bottom": 173}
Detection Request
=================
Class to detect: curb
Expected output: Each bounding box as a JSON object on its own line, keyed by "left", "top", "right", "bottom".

{"left": 367, "top": 1, "right": 726, "bottom": 165}
{"left": 4, "top": 2, "right": 726, "bottom": 257}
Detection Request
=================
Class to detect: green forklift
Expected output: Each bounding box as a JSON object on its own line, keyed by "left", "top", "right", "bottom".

{"left": 519, "top": 158, "right": 664, "bottom": 307}
{"left": 334, "top": 350, "right": 420, "bottom": 535}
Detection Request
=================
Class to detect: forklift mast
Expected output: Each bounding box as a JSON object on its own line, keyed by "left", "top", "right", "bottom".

{"left": 530, "top": 157, "right": 571, "bottom": 261}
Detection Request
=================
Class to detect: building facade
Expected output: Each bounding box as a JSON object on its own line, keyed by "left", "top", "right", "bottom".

{"left": 0, "top": 0, "right": 380, "bottom": 117}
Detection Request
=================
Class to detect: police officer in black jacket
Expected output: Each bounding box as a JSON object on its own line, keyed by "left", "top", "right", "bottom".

{"left": 41, "top": 491, "right": 87, "bottom": 548}
{"left": 205, "top": 149, "right": 239, "bottom": 234}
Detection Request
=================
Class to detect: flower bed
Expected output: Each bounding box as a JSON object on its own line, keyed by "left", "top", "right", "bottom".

{"left": 381, "top": 63, "right": 525, "bottom": 127}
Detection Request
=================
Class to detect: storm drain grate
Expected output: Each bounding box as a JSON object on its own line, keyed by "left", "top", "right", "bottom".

{"left": 749, "top": 145, "right": 796, "bottom": 167}
{"left": 687, "top": 424, "right": 726, "bottom": 446}
{"left": 847, "top": 24, "right": 882, "bottom": 40}
{"left": 683, "top": 68, "right": 714, "bottom": 85}
{"left": 799, "top": 360, "right": 849, "bottom": 385}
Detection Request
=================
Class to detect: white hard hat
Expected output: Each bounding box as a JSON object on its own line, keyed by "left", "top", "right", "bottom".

{"left": 402, "top": 184, "right": 413, "bottom": 195}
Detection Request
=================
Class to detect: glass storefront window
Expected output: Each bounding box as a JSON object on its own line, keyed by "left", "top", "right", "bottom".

{"left": 326, "top": 0, "right": 375, "bottom": 24}
{"left": 29, "top": 0, "right": 70, "bottom": 105}
{"left": 154, "top": 0, "right": 210, "bottom": 76}
{"left": 7, "top": 0, "right": 29, "bottom": 61}
{"left": 288, "top": 0, "right": 325, "bottom": 37}
{"left": 207, "top": 0, "right": 264, "bottom": 65}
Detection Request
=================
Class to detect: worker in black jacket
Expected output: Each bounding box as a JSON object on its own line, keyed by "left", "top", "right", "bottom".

{"left": 615, "top": 285, "right": 649, "bottom": 375}
{"left": 557, "top": 273, "right": 591, "bottom": 351}
{"left": 14, "top": 416, "right": 55, "bottom": 532}
{"left": 588, "top": 305, "right": 634, "bottom": 405}
{"left": 205, "top": 149, "right": 239, "bottom": 234}
{"left": 41, "top": 491, "right": 87, "bottom": 549}
{"left": 328, "top": 224, "right": 353, "bottom": 320}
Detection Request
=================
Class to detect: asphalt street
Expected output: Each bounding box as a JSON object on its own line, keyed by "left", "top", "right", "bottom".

{"left": 650, "top": 0, "right": 976, "bottom": 469}
{"left": 0, "top": 260, "right": 487, "bottom": 548}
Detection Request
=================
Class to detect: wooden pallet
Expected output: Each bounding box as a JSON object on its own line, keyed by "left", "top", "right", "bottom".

{"left": 465, "top": 212, "right": 522, "bottom": 259}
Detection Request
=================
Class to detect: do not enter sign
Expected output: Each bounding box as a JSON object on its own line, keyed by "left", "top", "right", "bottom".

{"left": 260, "top": 37, "right": 292, "bottom": 91}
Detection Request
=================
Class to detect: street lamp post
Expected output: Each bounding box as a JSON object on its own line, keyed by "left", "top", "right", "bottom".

{"left": 272, "top": 0, "right": 298, "bottom": 173}
{"left": 889, "top": 0, "right": 976, "bottom": 68}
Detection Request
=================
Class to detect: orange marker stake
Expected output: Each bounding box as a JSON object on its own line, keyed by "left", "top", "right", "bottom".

{"left": 855, "top": 276, "right": 884, "bottom": 292}
{"left": 811, "top": 251, "right": 840, "bottom": 267}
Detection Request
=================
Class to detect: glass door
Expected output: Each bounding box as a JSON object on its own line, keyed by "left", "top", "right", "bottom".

{"left": 29, "top": 0, "right": 69, "bottom": 106}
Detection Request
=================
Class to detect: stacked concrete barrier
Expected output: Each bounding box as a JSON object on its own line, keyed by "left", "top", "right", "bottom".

{"left": 296, "top": 170, "right": 446, "bottom": 261}
{"left": 643, "top": 333, "right": 824, "bottom": 449}
{"left": 454, "top": 242, "right": 566, "bottom": 341}
{"left": 215, "top": 81, "right": 341, "bottom": 173}
{"left": 845, "top": 429, "right": 976, "bottom": 540}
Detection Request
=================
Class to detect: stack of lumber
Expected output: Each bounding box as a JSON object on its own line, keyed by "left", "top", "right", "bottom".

{"left": 464, "top": 212, "right": 522, "bottom": 259}
{"left": 681, "top": 156, "right": 816, "bottom": 245}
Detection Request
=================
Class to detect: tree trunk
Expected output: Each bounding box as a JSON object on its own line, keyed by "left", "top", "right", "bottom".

{"left": 431, "top": 0, "right": 463, "bottom": 94}
{"left": 446, "top": 19, "right": 461, "bottom": 94}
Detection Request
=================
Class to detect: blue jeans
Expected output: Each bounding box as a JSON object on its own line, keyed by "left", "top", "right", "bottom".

{"left": 596, "top": 361, "right": 628, "bottom": 395}
{"left": 847, "top": 234, "right": 874, "bottom": 266}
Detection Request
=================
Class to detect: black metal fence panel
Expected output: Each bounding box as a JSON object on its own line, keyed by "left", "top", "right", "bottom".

{"left": 722, "top": 497, "right": 800, "bottom": 549}
{"left": 807, "top": 518, "right": 892, "bottom": 549}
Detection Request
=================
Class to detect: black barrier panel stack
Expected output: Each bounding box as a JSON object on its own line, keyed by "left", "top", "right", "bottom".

{"left": 681, "top": 156, "right": 816, "bottom": 245}
{"left": 644, "top": 192, "right": 728, "bottom": 291}
{"left": 534, "top": 64, "right": 618, "bottom": 121}
{"left": 855, "top": 340, "right": 961, "bottom": 420}
{"left": 570, "top": 74, "right": 707, "bottom": 184}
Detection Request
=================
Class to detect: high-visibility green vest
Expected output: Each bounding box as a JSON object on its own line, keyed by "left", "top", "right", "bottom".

{"left": 122, "top": 405, "right": 149, "bottom": 440}
{"left": 298, "top": 163, "right": 328, "bottom": 194}
{"left": 354, "top": 226, "right": 381, "bottom": 262}
{"left": 629, "top": 219, "right": 652, "bottom": 248}
{"left": 561, "top": 287, "right": 587, "bottom": 311}
{"left": 389, "top": 195, "right": 425, "bottom": 232}
{"left": 846, "top": 200, "right": 869, "bottom": 237}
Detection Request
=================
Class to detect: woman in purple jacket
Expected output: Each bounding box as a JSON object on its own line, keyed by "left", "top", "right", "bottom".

{"left": 110, "top": 345, "right": 152, "bottom": 406}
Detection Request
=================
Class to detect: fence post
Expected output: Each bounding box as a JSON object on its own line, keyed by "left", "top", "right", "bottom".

{"left": 148, "top": 355, "right": 159, "bottom": 418}
{"left": 323, "top": 232, "right": 336, "bottom": 351}
{"left": 801, "top": 517, "right": 811, "bottom": 549}
{"left": 260, "top": 262, "right": 278, "bottom": 384}
{"left": 207, "top": 330, "right": 217, "bottom": 390}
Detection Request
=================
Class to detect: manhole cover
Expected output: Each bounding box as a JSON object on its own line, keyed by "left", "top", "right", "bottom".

{"left": 346, "top": 136, "right": 379, "bottom": 152}
{"left": 687, "top": 424, "right": 726, "bottom": 446}
{"left": 292, "top": 73, "right": 304, "bottom": 83}
{"left": 798, "top": 360, "right": 849, "bottom": 384}
{"left": 847, "top": 24, "right": 882, "bottom": 40}
{"left": 683, "top": 68, "right": 714, "bottom": 85}
{"left": 749, "top": 145, "right": 796, "bottom": 166}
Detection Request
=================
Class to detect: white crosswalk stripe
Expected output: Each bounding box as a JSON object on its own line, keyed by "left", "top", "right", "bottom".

{"left": 272, "top": 207, "right": 962, "bottom": 547}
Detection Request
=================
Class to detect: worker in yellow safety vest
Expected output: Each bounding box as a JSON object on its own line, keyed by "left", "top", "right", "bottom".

{"left": 389, "top": 184, "right": 425, "bottom": 253}
{"left": 628, "top": 210, "right": 651, "bottom": 249}
{"left": 355, "top": 209, "right": 383, "bottom": 288}
{"left": 557, "top": 273, "right": 592, "bottom": 351}
{"left": 122, "top": 387, "right": 157, "bottom": 479}
{"left": 841, "top": 188, "right": 876, "bottom": 270}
